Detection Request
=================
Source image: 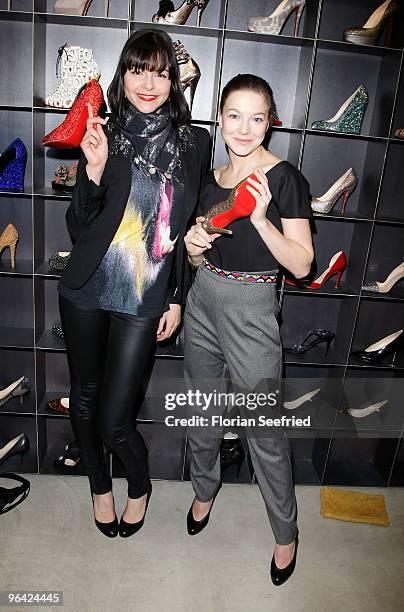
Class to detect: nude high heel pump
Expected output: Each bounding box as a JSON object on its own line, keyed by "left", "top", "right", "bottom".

{"left": 362, "top": 261, "right": 404, "bottom": 294}
{"left": 152, "top": 0, "right": 209, "bottom": 27}
{"left": 248, "top": 0, "right": 307, "bottom": 37}
{"left": 173, "top": 40, "right": 201, "bottom": 110}
{"left": 344, "top": 0, "right": 399, "bottom": 47}
{"left": 0, "top": 223, "right": 19, "bottom": 270}
{"left": 311, "top": 168, "right": 358, "bottom": 215}
{"left": 54, "top": 0, "right": 110, "bottom": 17}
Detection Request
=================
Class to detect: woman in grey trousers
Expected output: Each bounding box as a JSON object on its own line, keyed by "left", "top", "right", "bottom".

{"left": 183, "top": 74, "right": 314, "bottom": 585}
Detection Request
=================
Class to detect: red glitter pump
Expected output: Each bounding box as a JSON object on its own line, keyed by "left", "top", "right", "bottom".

{"left": 42, "top": 79, "right": 104, "bottom": 148}
{"left": 202, "top": 173, "right": 261, "bottom": 235}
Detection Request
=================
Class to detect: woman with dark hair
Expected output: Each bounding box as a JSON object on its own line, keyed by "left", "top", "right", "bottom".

{"left": 184, "top": 74, "right": 313, "bottom": 585}
{"left": 58, "top": 28, "right": 210, "bottom": 538}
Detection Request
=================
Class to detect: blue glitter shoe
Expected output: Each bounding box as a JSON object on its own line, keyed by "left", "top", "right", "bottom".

{"left": 311, "top": 84, "right": 368, "bottom": 135}
{"left": 0, "top": 138, "right": 27, "bottom": 192}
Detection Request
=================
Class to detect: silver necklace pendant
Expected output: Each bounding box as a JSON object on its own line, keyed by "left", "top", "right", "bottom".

{"left": 148, "top": 165, "right": 156, "bottom": 175}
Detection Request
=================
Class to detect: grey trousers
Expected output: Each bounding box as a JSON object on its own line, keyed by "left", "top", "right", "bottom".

{"left": 184, "top": 264, "right": 298, "bottom": 545}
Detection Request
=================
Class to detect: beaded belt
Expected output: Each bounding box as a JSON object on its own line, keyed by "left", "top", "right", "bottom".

{"left": 203, "top": 260, "right": 278, "bottom": 283}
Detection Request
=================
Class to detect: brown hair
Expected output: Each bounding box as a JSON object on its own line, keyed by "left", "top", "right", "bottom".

{"left": 219, "top": 74, "right": 277, "bottom": 123}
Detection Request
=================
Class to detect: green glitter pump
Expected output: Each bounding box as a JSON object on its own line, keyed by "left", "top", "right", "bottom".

{"left": 311, "top": 84, "right": 369, "bottom": 135}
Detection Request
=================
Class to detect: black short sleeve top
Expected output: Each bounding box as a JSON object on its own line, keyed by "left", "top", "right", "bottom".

{"left": 198, "top": 161, "right": 312, "bottom": 272}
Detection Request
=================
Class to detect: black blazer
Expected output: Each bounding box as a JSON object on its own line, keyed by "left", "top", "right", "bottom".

{"left": 62, "top": 125, "right": 211, "bottom": 309}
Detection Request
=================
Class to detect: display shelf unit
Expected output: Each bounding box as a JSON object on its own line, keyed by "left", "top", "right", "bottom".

{"left": 1, "top": 0, "right": 403, "bottom": 487}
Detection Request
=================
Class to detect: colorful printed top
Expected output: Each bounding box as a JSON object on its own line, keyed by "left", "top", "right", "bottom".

{"left": 59, "top": 159, "right": 184, "bottom": 317}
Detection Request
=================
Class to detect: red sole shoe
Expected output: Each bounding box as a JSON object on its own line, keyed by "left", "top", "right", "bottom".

{"left": 202, "top": 173, "right": 260, "bottom": 235}
{"left": 42, "top": 79, "right": 104, "bottom": 148}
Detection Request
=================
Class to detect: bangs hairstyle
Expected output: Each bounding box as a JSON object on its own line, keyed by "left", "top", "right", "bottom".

{"left": 219, "top": 74, "right": 277, "bottom": 125}
{"left": 108, "top": 28, "right": 190, "bottom": 126}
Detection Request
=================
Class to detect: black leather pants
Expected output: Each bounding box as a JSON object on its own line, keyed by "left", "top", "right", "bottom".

{"left": 59, "top": 295, "right": 159, "bottom": 499}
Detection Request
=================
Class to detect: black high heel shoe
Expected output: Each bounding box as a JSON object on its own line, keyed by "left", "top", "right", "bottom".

{"left": 91, "top": 492, "right": 119, "bottom": 538}
{"left": 220, "top": 437, "right": 245, "bottom": 476}
{"left": 0, "top": 433, "right": 29, "bottom": 465}
{"left": 187, "top": 494, "right": 216, "bottom": 536}
{"left": 270, "top": 533, "right": 299, "bottom": 586}
{"left": 119, "top": 485, "right": 152, "bottom": 538}
{"left": 351, "top": 329, "right": 403, "bottom": 365}
{"left": 285, "top": 329, "right": 335, "bottom": 359}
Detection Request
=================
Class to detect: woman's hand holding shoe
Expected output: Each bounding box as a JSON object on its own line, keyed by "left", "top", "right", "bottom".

{"left": 81, "top": 103, "right": 109, "bottom": 186}
{"left": 184, "top": 216, "right": 222, "bottom": 267}
{"left": 246, "top": 167, "right": 272, "bottom": 230}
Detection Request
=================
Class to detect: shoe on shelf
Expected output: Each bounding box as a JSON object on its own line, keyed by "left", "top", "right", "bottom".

{"left": 0, "top": 138, "right": 27, "bottom": 193}
{"left": 54, "top": 0, "right": 109, "bottom": 17}
{"left": 152, "top": 0, "right": 209, "bottom": 27}
{"left": 272, "top": 110, "right": 283, "bottom": 126}
{"left": 362, "top": 261, "right": 404, "bottom": 294}
{"left": 270, "top": 534, "right": 299, "bottom": 586}
{"left": 0, "top": 223, "right": 19, "bottom": 270}
{"left": 42, "top": 79, "right": 104, "bottom": 148}
{"left": 248, "top": 0, "right": 306, "bottom": 37}
{"left": 44, "top": 44, "right": 100, "bottom": 109}
{"left": 311, "top": 168, "right": 358, "bottom": 215}
{"left": 347, "top": 399, "right": 388, "bottom": 418}
{"left": 49, "top": 251, "right": 72, "bottom": 271}
{"left": 343, "top": 0, "right": 399, "bottom": 47}
{"left": 119, "top": 485, "right": 152, "bottom": 538}
{"left": 201, "top": 173, "right": 259, "bottom": 235}
{"left": 51, "top": 162, "right": 78, "bottom": 193}
{"left": 0, "top": 433, "right": 29, "bottom": 465}
{"left": 47, "top": 397, "right": 70, "bottom": 415}
{"left": 220, "top": 436, "right": 245, "bottom": 476}
{"left": 52, "top": 322, "right": 65, "bottom": 340}
{"left": 54, "top": 440, "right": 81, "bottom": 470}
{"left": 92, "top": 491, "right": 119, "bottom": 538}
{"left": 351, "top": 329, "right": 403, "bottom": 365}
{"left": 173, "top": 40, "right": 201, "bottom": 111}
{"left": 394, "top": 128, "right": 404, "bottom": 139}
{"left": 311, "top": 84, "right": 368, "bottom": 135}
{"left": 285, "top": 329, "right": 335, "bottom": 359}
{"left": 283, "top": 387, "right": 321, "bottom": 410}
{"left": 0, "top": 376, "right": 30, "bottom": 407}
{"left": 286, "top": 251, "right": 347, "bottom": 290}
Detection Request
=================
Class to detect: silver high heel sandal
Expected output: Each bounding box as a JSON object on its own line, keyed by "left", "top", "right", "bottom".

{"left": 311, "top": 168, "right": 358, "bottom": 215}
{"left": 248, "top": 0, "right": 306, "bottom": 37}
{"left": 173, "top": 40, "right": 201, "bottom": 110}
{"left": 362, "top": 261, "right": 404, "bottom": 294}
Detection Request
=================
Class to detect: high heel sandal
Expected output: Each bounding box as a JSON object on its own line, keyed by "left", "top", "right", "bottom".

{"left": 311, "top": 84, "right": 368, "bottom": 135}
{"left": 0, "top": 138, "right": 27, "bottom": 193}
{"left": 311, "top": 168, "right": 358, "bottom": 215}
{"left": 248, "top": 0, "right": 306, "bottom": 37}
{"left": 51, "top": 162, "right": 78, "bottom": 193}
{"left": 286, "top": 251, "right": 347, "bottom": 290}
{"left": 351, "top": 329, "right": 403, "bottom": 365}
{"left": 42, "top": 79, "right": 104, "bottom": 148}
{"left": 201, "top": 173, "right": 259, "bottom": 235}
{"left": 54, "top": 0, "right": 109, "bottom": 17}
{"left": 152, "top": 0, "right": 209, "bottom": 27}
{"left": 0, "top": 376, "right": 30, "bottom": 407}
{"left": 173, "top": 40, "right": 201, "bottom": 111}
{"left": 270, "top": 533, "right": 299, "bottom": 586}
{"left": 343, "top": 0, "right": 399, "bottom": 47}
{"left": 0, "top": 223, "right": 19, "bottom": 270}
{"left": 362, "top": 261, "right": 404, "bottom": 294}
{"left": 285, "top": 329, "right": 335, "bottom": 359}
{"left": 119, "top": 485, "right": 152, "bottom": 538}
{"left": 91, "top": 491, "right": 119, "bottom": 538}
{"left": 220, "top": 437, "right": 245, "bottom": 476}
{"left": 0, "top": 433, "right": 29, "bottom": 466}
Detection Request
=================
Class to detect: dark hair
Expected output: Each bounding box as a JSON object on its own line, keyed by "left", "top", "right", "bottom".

{"left": 219, "top": 74, "right": 277, "bottom": 123}
{"left": 107, "top": 28, "right": 190, "bottom": 126}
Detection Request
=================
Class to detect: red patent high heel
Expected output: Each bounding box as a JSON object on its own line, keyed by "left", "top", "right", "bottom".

{"left": 201, "top": 173, "right": 259, "bottom": 235}
{"left": 42, "top": 79, "right": 104, "bottom": 148}
{"left": 287, "top": 250, "right": 347, "bottom": 290}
